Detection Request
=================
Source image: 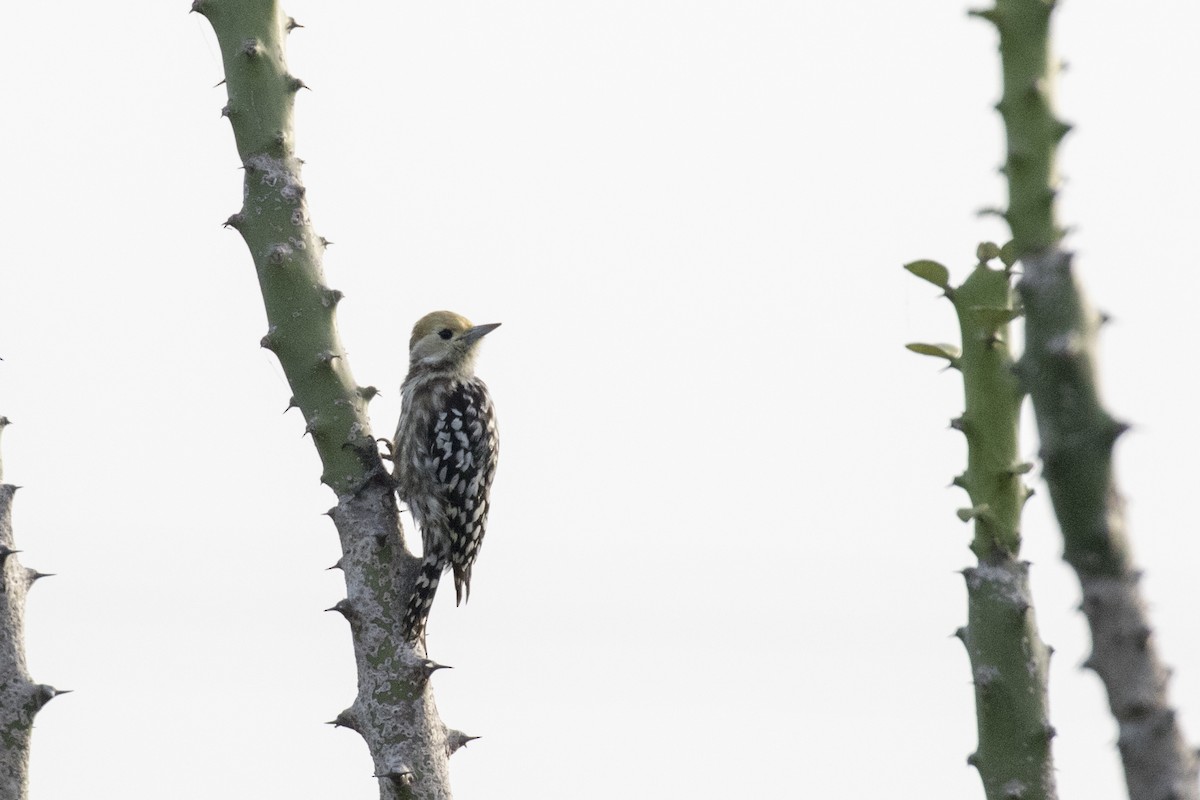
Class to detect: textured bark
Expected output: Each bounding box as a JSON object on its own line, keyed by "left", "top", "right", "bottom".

{"left": 191, "top": 2, "right": 462, "bottom": 796}
{"left": 960, "top": 558, "right": 1056, "bottom": 800}
{"left": 0, "top": 419, "right": 63, "bottom": 800}
{"left": 327, "top": 486, "right": 456, "bottom": 799}
{"left": 1019, "top": 249, "right": 1198, "bottom": 800}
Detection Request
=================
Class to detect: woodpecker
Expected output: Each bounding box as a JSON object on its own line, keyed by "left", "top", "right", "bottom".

{"left": 393, "top": 310, "right": 500, "bottom": 642}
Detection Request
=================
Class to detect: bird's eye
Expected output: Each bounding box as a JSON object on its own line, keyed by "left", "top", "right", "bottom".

{"left": 438, "top": 329, "right": 454, "bottom": 340}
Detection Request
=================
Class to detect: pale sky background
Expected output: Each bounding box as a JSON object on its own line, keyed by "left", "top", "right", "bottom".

{"left": 2, "top": 2, "right": 1199, "bottom": 798}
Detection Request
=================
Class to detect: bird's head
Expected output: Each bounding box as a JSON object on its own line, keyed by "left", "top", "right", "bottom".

{"left": 408, "top": 310, "right": 501, "bottom": 373}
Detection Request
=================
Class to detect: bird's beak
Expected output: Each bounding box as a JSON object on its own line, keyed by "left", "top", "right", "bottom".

{"left": 461, "top": 322, "right": 501, "bottom": 344}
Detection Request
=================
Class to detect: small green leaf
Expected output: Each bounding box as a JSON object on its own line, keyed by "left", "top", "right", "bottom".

{"left": 906, "top": 342, "right": 961, "bottom": 361}
{"left": 999, "top": 240, "right": 1017, "bottom": 268}
{"left": 956, "top": 503, "right": 990, "bottom": 522}
{"left": 903, "top": 259, "right": 950, "bottom": 289}
{"left": 976, "top": 241, "right": 1001, "bottom": 262}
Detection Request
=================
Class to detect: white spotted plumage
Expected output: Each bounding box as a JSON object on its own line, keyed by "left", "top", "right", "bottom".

{"left": 393, "top": 311, "right": 499, "bottom": 641}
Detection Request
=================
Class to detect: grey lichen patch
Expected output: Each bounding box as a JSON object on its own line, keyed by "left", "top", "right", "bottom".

{"left": 966, "top": 561, "right": 1031, "bottom": 608}
{"left": 975, "top": 664, "right": 1002, "bottom": 688}
{"left": 266, "top": 242, "right": 293, "bottom": 265}
{"left": 240, "top": 37, "right": 262, "bottom": 57}
{"left": 1002, "top": 778, "right": 1029, "bottom": 799}
{"left": 244, "top": 153, "right": 300, "bottom": 193}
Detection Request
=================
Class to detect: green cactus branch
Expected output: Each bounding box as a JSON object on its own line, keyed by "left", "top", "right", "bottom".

{"left": 0, "top": 418, "right": 65, "bottom": 800}
{"left": 973, "top": 1, "right": 1199, "bottom": 797}
{"left": 1018, "top": 250, "right": 1199, "bottom": 800}
{"left": 907, "top": 245, "right": 1056, "bottom": 800}
{"left": 194, "top": 0, "right": 376, "bottom": 497}
{"left": 191, "top": 2, "right": 466, "bottom": 797}
{"left": 1018, "top": 255, "right": 1126, "bottom": 577}
{"left": 972, "top": 0, "right": 1067, "bottom": 258}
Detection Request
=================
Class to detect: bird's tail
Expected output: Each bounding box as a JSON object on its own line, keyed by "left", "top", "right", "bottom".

{"left": 401, "top": 554, "right": 444, "bottom": 642}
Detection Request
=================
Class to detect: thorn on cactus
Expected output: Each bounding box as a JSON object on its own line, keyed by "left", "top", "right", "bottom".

{"left": 287, "top": 17, "right": 304, "bottom": 32}
{"left": 377, "top": 767, "right": 413, "bottom": 785}
{"left": 34, "top": 686, "right": 70, "bottom": 709}
{"left": 267, "top": 243, "right": 293, "bottom": 265}
{"left": 320, "top": 288, "right": 344, "bottom": 308}
{"left": 240, "top": 38, "right": 262, "bottom": 57}
{"left": 328, "top": 708, "right": 360, "bottom": 731}
{"left": 326, "top": 599, "right": 357, "bottom": 620}
{"left": 304, "top": 414, "right": 322, "bottom": 436}
{"left": 447, "top": 730, "right": 480, "bottom": 755}
{"left": 966, "top": 7, "right": 999, "bottom": 25}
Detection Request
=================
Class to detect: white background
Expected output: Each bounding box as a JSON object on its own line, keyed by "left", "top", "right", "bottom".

{"left": 2, "top": 1, "right": 1199, "bottom": 798}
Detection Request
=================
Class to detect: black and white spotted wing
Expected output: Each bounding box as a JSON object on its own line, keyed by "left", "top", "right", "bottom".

{"left": 427, "top": 378, "right": 499, "bottom": 603}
